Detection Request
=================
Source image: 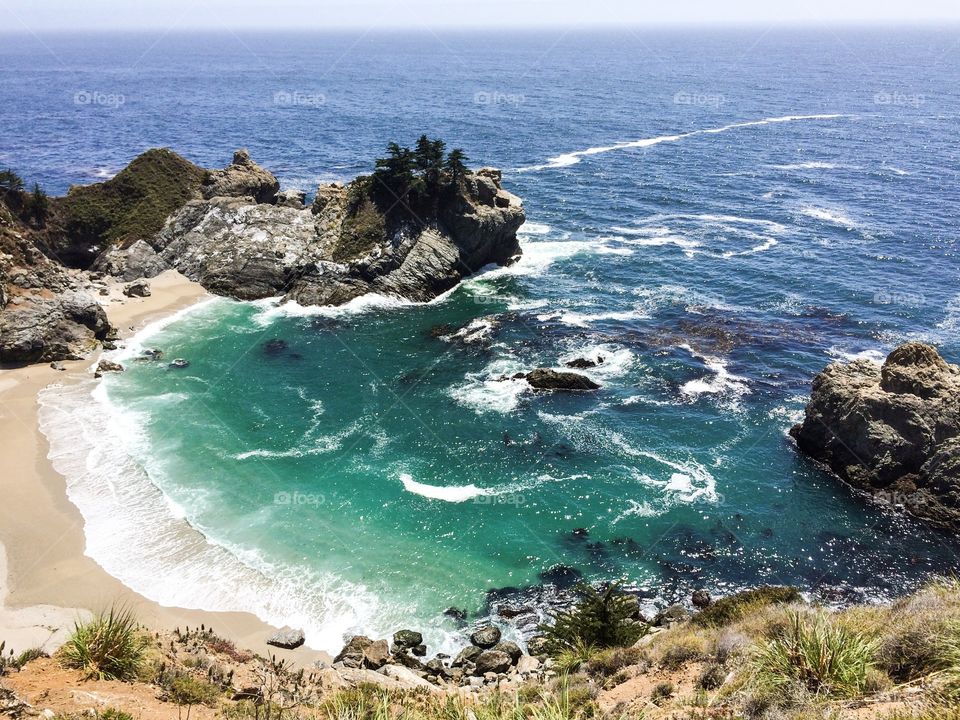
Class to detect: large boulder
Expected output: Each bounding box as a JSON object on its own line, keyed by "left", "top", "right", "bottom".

{"left": 202, "top": 149, "right": 280, "bottom": 204}
{"left": 334, "top": 635, "right": 373, "bottom": 669}
{"left": 266, "top": 627, "right": 305, "bottom": 650}
{"left": 473, "top": 649, "right": 512, "bottom": 675}
{"left": 0, "top": 290, "right": 110, "bottom": 365}
{"left": 791, "top": 343, "right": 960, "bottom": 530}
{"left": 93, "top": 239, "right": 170, "bottom": 281}
{"left": 469, "top": 625, "right": 502, "bottom": 649}
{"left": 392, "top": 629, "right": 423, "bottom": 651}
{"left": 525, "top": 369, "right": 601, "bottom": 391}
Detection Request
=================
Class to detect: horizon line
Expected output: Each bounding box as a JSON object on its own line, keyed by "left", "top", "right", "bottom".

{"left": 2, "top": 19, "right": 960, "bottom": 34}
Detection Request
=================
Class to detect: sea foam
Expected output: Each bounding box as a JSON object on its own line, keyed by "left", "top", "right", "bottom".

{"left": 518, "top": 114, "right": 853, "bottom": 172}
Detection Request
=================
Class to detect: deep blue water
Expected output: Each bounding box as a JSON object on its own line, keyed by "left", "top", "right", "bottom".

{"left": 13, "top": 29, "right": 960, "bottom": 651}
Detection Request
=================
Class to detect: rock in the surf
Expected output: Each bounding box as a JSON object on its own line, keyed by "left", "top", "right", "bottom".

{"left": 791, "top": 342, "right": 960, "bottom": 530}
{"left": 565, "top": 356, "right": 603, "bottom": 369}
{"left": 392, "top": 629, "right": 423, "bottom": 651}
{"left": 94, "top": 359, "right": 124, "bottom": 377}
{"left": 469, "top": 625, "right": 502, "bottom": 649}
{"left": 266, "top": 627, "right": 305, "bottom": 650}
{"left": 525, "top": 368, "right": 600, "bottom": 391}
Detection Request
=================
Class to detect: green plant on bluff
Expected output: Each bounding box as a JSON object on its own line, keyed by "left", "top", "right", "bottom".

{"left": 692, "top": 586, "right": 802, "bottom": 628}
{"left": 27, "top": 183, "right": 49, "bottom": 228}
{"left": 160, "top": 670, "right": 221, "bottom": 720}
{"left": 540, "top": 583, "right": 645, "bottom": 656}
{"left": 368, "top": 135, "right": 470, "bottom": 221}
{"left": 750, "top": 611, "right": 878, "bottom": 700}
{"left": 333, "top": 194, "right": 387, "bottom": 262}
{"left": 0, "top": 169, "right": 24, "bottom": 193}
{"left": 54, "top": 147, "right": 205, "bottom": 264}
{"left": 60, "top": 605, "right": 148, "bottom": 681}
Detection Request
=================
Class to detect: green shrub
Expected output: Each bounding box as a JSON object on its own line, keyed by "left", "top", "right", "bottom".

{"left": 553, "top": 639, "right": 598, "bottom": 674}
{"left": 61, "top": 606, "right": 147, "bottom": 681}
{"left": 692, "top": 586, "right": 802, "bottom": 628}
{"left": 750, "top": 611, "right": 878, "bottom": 699}
{"left": 540, "top": 583, "right": 645, "bottom": 655}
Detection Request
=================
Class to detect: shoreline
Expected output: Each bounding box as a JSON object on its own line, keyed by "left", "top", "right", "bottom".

{"left": 0, "top": 270, "right": 330, "bottom": 665}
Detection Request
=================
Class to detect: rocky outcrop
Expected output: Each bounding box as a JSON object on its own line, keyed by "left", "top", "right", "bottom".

{"left": 93, "top": 239, "right": 169, "bottom": 281}
{"left": 791, "top": 343, "right": 960, "bottom": 530}
{"left": 201, "top": 149, "right": 280, "bottom": 204}
{"left": 152, "top": 165, "right": 524, "bottom": 307}
{"left": 151, "top": 197, "right": 321, "bottom": 300}
{"left": 0, "top": 290, "right": 110, "bottom": 365}
{"left": 1, "top": 205, "right": 111, "bottom": 365}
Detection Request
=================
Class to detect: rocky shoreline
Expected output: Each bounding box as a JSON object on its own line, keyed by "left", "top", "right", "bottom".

{"left": 1, "top": 145, "right": 524, "bottom": 365}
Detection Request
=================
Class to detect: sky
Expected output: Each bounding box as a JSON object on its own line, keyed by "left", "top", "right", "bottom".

{"left": 2, "top": 0, "right": 959, "bottom": 32}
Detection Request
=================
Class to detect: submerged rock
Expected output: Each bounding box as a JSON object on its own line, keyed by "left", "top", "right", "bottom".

{"left": 525, "top": 369, "right": 600, "bottom": 391}
{"left": 565, "top": 356, "right": 603, "bottom": 369}
{"left": 169, "top": 358, "right": 190, "bottom": 369}
{"left": 791, "top": 343, "right": 960, "bottom": 530}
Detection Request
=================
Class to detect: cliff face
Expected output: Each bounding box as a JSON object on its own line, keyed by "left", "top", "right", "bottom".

{"left": 147, "top": 156, "right": 525, "bottom": 306}
{"left": 791, "top": 343, "right": 960, "bottom": 530}
{"left": 0, "top": 202, "right": 109, "bottom": 365}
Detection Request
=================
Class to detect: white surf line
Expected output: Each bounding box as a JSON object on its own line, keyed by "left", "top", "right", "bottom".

{"left": 517, "top": 114, "right": 854, "bottom": 172}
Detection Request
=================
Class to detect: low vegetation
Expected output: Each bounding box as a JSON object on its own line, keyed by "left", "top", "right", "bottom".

{"left": 539, "top": 583, "right": 646, "bottom": 656}
{"left": 690, "top": 585, "right": 801, "bottom": 628}
{"left": 49, "top": 147, "right": 206, "bottom": 265}
{"left": 4, "top": 582, "right": 960, "bottom": 719}
{"left": 60, "top": 605, "right": 148, "bottom": 680}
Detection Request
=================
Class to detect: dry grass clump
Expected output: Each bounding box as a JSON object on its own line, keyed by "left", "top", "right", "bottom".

{"left": 654, "top": 627, "right": 711, "bottom": 670}
{"left": 692, "top": 587, "right": 802, "bottom": 629}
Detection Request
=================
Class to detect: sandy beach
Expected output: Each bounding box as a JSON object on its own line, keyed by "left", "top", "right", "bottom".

{"left": 0, "top": 271, "right": 330, "bottom": 665}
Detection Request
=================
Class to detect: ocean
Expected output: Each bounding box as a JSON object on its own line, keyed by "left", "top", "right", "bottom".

{"left": 5, "top": 28, "right": 959, "bottom": 652}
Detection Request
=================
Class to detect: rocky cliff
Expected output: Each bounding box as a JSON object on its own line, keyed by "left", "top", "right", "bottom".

{"left": 0, "top": 146, "right": 525, "bottom": 364}
{"left": 791, "top": 342, "right": 960, "bottom": 530}
{"left": 148, "top": 156, "right": 525, "bottom": 305}
{"left": 0, "top": 201, "right": 110, "bottom": 365}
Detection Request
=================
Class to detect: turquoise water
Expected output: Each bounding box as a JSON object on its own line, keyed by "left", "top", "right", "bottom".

{"left": 17, "top": 29, "right": 960, "bottom": 651}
